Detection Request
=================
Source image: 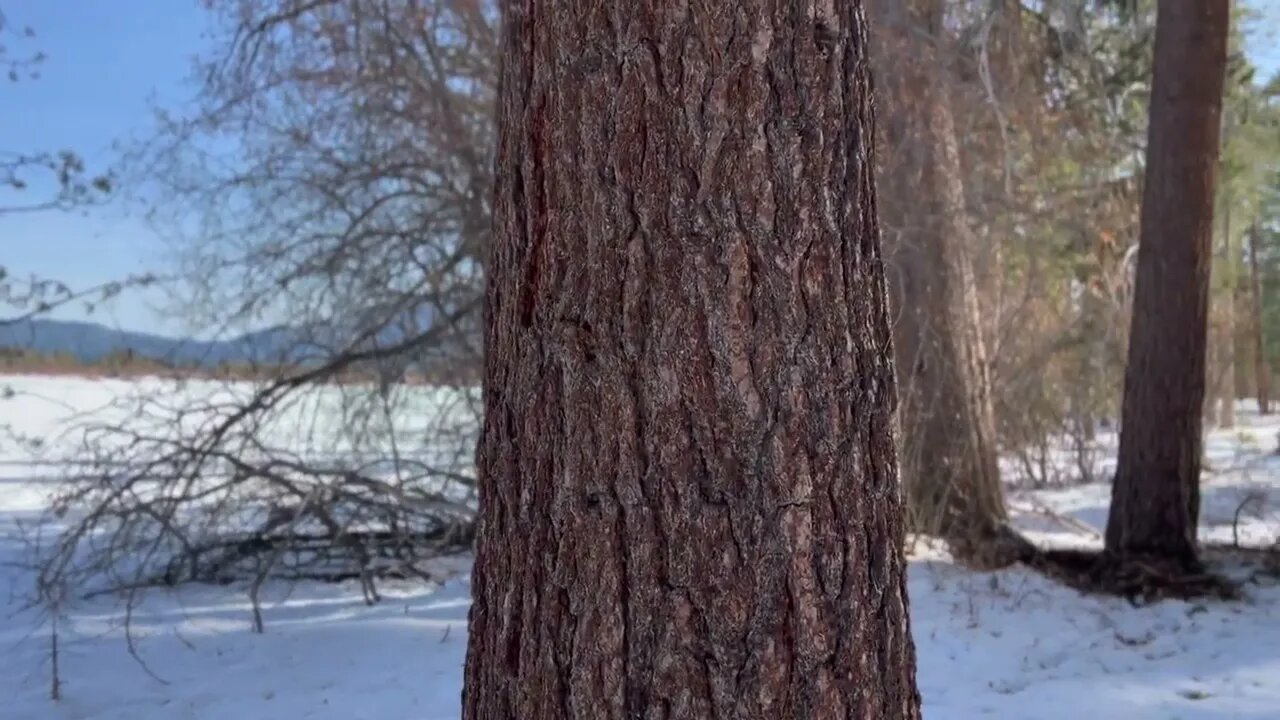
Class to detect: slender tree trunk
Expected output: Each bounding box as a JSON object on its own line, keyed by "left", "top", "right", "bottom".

{"left": 869, "top": 0, "right": 1024, "bottom": 566}
{"left": 1250, "top": 224, "right": 1271, "bottom": 414}
{"left": 463, "top": 2, "right": 922, "bottom": 718}
{"left": 1218, "top": 201, "right": 1237, "bottom": 428}
{"left": 1080, "top": 278, "right": 1108, "bottom": 444}
{"left": 1105, "top": 0, "right": 1230, "bottom": 566}
{"left": 1204, "top": 323, "right": 1221, "bottom": 427}
{"left": 1208, "top": 85, "right": 1237, "bottom": 430}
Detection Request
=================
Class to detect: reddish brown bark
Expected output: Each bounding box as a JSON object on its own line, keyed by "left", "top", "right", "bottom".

{"left": 1105, "top": 0, "right": 1230, "bottom": 565}
{"left": 869, "top": 0, "right": 1023, "bottom": 566}
{"left": 462, "top": 1, "right": 921, "bottom": 718}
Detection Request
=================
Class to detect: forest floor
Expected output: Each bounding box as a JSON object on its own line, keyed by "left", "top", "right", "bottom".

{"left": 2, "top": 377, "right": 1279, "bottom": 719}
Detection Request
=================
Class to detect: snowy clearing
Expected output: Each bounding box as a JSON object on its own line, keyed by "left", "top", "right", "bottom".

{"left": 2, "top": 376, "right": 1279, "bottom": 719}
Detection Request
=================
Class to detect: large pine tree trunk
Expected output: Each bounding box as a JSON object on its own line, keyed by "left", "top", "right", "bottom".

{"left": 463, "top": 2, "right": 922, "bottom": 718}
{"left": 1249, "top": 224, "right": 1271, "bottom": 414}
{"left": 1105, "top": 0, "right": 1230, "bottom": 566}
{"left": 869, "top": 0, "right": 1024, "bottom": 566}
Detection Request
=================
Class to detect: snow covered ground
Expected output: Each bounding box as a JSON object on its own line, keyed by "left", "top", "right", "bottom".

{"left": 2, "top": 376, "right": 1279, "bottom": 719}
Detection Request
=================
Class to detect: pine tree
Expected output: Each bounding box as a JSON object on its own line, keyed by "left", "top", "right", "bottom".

{"left": 1105, "top": 0, "right": 1231, "bottom": 566}
{"left": 463, "top": 1, "right": 921, "bottom": 717}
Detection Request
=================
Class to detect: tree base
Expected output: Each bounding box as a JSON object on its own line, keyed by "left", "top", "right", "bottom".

{"left": 946, "top": 522, "right": 1039, "bottom": 571}
{"left": 1024, "top": 547, "right": 1241, "bottom": 603}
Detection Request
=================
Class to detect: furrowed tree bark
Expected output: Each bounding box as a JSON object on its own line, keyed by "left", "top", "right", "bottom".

{"left": 868, "top": 0, "right": 1027, "bottom": 567}
{"left": 1105, "top": 0, "right": 1229, "bottom": 567}
{"left": 463, "top": 1, "right": 922, "bottom": 719}
{"left": 1249, "top": 224, "right": 1271, "bottom": 414}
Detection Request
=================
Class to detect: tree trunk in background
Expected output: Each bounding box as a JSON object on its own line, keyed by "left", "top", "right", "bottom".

{"left": 1204, "top": 323, "right": 1221, "bottom": 427}
{"left": 1250, "top": 224, "right": 1271, "bottom": 414}
{"left": 1217, "top": 202, "right": 1237, "bottom": 428}
{"left": 1105, "top": 0, "right": 1229, "bottom": 566}
{"left": 869, "top": 0, "right": 1026, "bottom": 566}
{"left": 463, "top": 2, "right": 922, "bottom": 718}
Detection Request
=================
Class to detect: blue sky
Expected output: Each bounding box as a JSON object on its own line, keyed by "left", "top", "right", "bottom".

{"left": 1247, "top": 0, "right": 1280, "bottom": 82}
{"left": 1, "top": 2, "right": 1279, "bottom": 336}
{"left": 1, "top": 2, "right": 208, "bottom": 334}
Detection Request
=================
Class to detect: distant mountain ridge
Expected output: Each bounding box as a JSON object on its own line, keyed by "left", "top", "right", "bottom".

{"left": 0, "top": 299, "right": 469, "bottom": 370}
{"left": 0, "top": 318, "right": 295, "bottom": 368}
